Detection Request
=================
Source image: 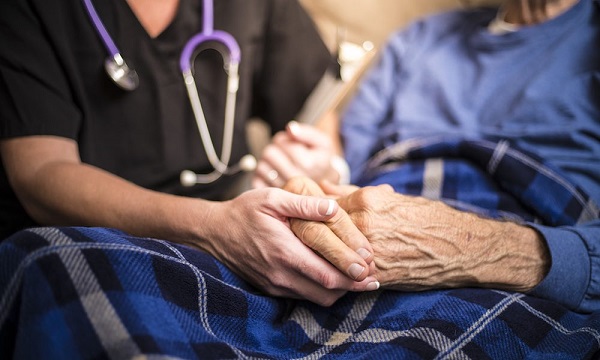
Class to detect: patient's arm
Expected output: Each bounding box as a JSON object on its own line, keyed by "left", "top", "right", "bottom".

{"left": 321, "top": 182, "right": 551, "bottom": 292}
{"left": 287, "top": 176, "right": 550, "bottom": 293}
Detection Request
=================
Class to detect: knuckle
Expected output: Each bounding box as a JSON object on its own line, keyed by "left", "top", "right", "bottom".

{"left": 292, "top": 221, "right": 328, "bottom": 249}
{"left": 308, "top": 226, "right": 330, "bottom": 245}
{"left": 268, "top": 273, "right": 291, "bottom": 292}
{"left": 316, "top": 271, "right": 338, "bottom": 290}
{"left": 357, "top": 187, "right": 382, "bottom": 208}
{"left": 296, "top": 196, "right": 315, "bottom": 216}
{"left": 380, "top": 184, "right": 395, "bottom": 193}
{"left": 292, "top": 221, "right": 312, "bottom": 241}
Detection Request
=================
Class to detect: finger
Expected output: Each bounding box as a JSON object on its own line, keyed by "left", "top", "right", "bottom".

{"left": 295, "top": 253, "right": 380, "bottom": 295}
{"left": 265, "top": 187, "right": 339, "bottom": 222}
{"left": 285, "top": 245, "right": 380, "bottom": 305}
{"left": 324, "top": 208, "right": 374, "bottom": 264}
{"left": 283, "top": 178, "right": 375, "bottom": 274}
{"left": 272, "top": 128, "right": 332, "bottom": 181}
{"left": 290, "top": 217, "right": 373, "bottom": 281}
{"left": 265, "top": 143, "right": 305, "bottom": 181}
{"left": 276, "top": 141, "right": 318, "bottom": 172}
{"left": 320, "top": 180, "right": 359, "bottom": 198}
{"left": 336, "top": 184, "right": 394, "bottom": 212}
{"left": 286, "top": 121, "right": 332, "bottom": 149}
{"left": 262, "top": 144, "right": 304, "bottom": 187}
{"left": 284, "top": 178, "right": 373, "bottom": 259}
{"left": 255, "top": 160, "right": 286, "bottom": 188}
{"left": 264, "top": 263, "right": 346, "bottom": 306}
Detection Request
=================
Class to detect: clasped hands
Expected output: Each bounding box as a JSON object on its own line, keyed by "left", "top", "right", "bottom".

{"left": 283, "top": 176, "right": 550, "bottom": 297}
{"left": 248, "top": 121, "right": 548, "bottom": 304}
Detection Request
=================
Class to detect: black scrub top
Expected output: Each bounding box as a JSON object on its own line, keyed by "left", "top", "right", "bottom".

{"left": 0, "top": 0, "right": 332, "bottom": 239}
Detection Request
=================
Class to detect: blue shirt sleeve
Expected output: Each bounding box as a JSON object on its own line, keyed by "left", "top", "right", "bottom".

{"left": 341, "top": 31, "right": 409, "bottom": 183}
{"left": 529, "top": 220, "right": 600, "bottom": 313}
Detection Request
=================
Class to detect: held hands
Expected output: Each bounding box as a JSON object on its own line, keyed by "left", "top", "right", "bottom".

{"left": 196, "top": 186, "right": 379, "bottom": 306}
{"left": 253, "top": 122, "right": 340, "bottom": 188}
{"left": 289, "top": 178, "right": 550, "bottom": 293}
{"left": 282, "top": 177, "right": 378, "bottom": 288}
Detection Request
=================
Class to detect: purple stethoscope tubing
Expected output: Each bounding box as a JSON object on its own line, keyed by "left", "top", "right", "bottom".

{"left": 82, "top": 0, "right": 139, "bottom": 90}
{"left": 82, "top": 0, "right": 119, "bottom": 57}
{"left": 82, "top": 0, "right": 240, "bottom": 84}
{"left": 180, "top": 0, "right": 241, "bottom": 73}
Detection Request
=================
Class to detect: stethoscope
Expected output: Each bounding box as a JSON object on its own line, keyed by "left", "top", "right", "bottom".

{"left": 82, "top": 0, "right": 257, "bottom": 186}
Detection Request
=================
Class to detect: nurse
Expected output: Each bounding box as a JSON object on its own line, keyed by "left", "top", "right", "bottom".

{"left": 0, "top": 0, "right": 380, "bottom": 305}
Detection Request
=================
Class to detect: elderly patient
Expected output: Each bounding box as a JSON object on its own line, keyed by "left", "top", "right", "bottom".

{"left": 256, "top": 0, "right": 600, "bottom": 313}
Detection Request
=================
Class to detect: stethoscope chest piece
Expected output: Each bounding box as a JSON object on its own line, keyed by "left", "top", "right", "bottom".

{"left": 105, "top": 54, "right": 139, "bottom": 91}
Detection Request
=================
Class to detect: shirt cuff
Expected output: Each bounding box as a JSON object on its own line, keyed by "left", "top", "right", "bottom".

{"left": 527, "top": 224, "right": 590, "bottom": 311}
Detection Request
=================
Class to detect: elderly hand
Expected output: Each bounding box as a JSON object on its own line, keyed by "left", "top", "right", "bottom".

{"left": 192, "top": 186, "right": 379, "bottom": 307}
{"left": 322, "top": 182, "right": 551, "bottom": 293}
{"left": 252, "top": 122, "right": 340, "bottom": 188}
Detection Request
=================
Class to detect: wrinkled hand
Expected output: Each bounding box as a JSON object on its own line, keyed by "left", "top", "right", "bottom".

{"left": 195, "top": 186, "right": 379, "bottom": 306}
{"left": 323, "top": 182, "right": 550, "bottom": 292}
{"left": 253, "top": 122, "right": 336, "bottom": 188}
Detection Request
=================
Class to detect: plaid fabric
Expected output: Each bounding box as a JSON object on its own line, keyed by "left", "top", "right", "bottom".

{"left": 1, "top": 226, "right": 599, "bottom": 359}
{"left": 358, "top": 137, "right": 599, "bottom": 226}
{"left": 1, "top": 137, "right": 599, "bottom": 359}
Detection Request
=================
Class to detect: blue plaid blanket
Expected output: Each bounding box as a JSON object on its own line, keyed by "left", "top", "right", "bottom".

{"left": 358, "top": 137, "right": 599, "bottom": 227}
{"left": 1, "top": 138, "right": 599, "bottom": 359}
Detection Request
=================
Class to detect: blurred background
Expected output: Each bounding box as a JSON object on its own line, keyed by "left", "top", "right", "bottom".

{"left": 300, "top": 0, "right": 503, "bottom": 50}
{"left": 247, "top": 0, "right": 503, "bottom": 158}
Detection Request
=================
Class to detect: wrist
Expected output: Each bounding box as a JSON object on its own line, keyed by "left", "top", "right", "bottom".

{"left": 156, "top": 195, "right": 221, "bottom": 254}
{"left": 473, "top": 219, "right": 550, "bottom": 291}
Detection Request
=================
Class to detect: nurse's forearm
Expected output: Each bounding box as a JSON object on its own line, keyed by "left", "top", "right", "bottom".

{"left": 23, "top": 161, "right": 212, "bottom": 241}
{"left": 1, "top": 137, "right": 212, "bottom": 243}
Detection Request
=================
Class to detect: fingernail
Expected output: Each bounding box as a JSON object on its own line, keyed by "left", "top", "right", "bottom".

{"left": 366, "top": 281, "right": 380, "bottom": 291}
{"left": 318, "top": 199, "right": 336, "bottom": 216}
{"left": 356, "top": 248, "right": 371, "bottom": 260}
{"left": 348, "top": 263, "right": 365, "bottom": 280}
{"left": 287, "top": 120, "right": 299, "bottom": 135}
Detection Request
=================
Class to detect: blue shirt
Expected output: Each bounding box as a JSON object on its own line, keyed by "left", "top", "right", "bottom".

{"left": 342, "top": 0, "right": 600, "bottom": 312}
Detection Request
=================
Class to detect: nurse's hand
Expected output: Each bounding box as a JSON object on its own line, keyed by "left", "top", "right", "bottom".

{"left": 192, "top": 185, "right": 379, "bottom": 306}
{"left": 252, "top": 122, "right": 342, "bottom": 188}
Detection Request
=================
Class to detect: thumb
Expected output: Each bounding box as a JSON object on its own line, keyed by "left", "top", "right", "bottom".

{"left": 286, "top": 121, "right": 331, "bottom": 149}
{"left": 270, "top": 189, "right": 339, "bottom": 221}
